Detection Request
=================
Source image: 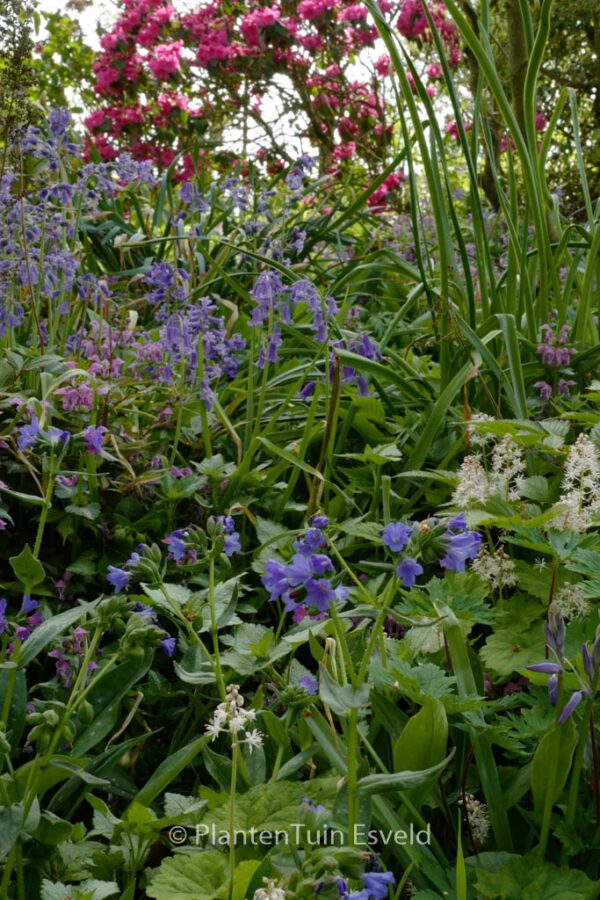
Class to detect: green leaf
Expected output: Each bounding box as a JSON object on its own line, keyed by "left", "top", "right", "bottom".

{"left": 18, "top": 602, "right": 98, "bottom": 668}
{"left": 474, "top": 853, "right": 598, "bottom": 899}
{"left": 480, "top": 621, "right": 546, "bottom": 678}
{"left": 0, "top": 804, "right": 24, "bottom": 859}
{"left": 9, "top": 544, "right": 45, "bottom": 591}
{"left": 319, "top": 666, "right": 370, "bottom": 717}
{"left": 356, "top": 752, "right": 454, "bottom": 797}
{"left": 531, "top": 721, "right": 577, "bottom": 818}
{"left": 393, "top": 698, "right": 448, "bottom": 804}
{"left": 146, "top": 850, "right": 227, "bottom": 900}
{"left": 134, "top": 735, "right": 209, "bottom": 807}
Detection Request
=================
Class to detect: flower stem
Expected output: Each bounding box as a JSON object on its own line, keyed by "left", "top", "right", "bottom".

{"left": 228, "top": 741, "right": 238, "bottom": 900}
{"left": 209, "top": 556, "right": 226, "bottom": 700}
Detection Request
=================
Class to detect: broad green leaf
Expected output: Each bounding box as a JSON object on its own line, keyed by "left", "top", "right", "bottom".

{"left": 474, "top": 853, "right": 597, "bottom": 899}
{"left": 319, "top": 666, "right": 370, "bottom": 717}
{"left": 356, "top": 752, "right": 454, "bottom": 797}
{"left": 19, "top": 602, "right": 98, "bottom": 668}
{"left": 531, "top": 721, "right": 577, "bottom": 817}
{"left": 146, "top": 850, "right": 227, "bottom": 900}
{"left": 393, "top": 697, "right": 448, "bottom": 804}
{"left": 9, "top": 544, "right": 45, "bottom": 591}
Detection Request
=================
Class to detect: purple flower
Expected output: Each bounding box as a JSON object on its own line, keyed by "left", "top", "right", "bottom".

{"left": 294, "top": 527, "right": 327, "bottom": 554}
{"left": 298, "top": 381, "right": 316, "bottom": 400}
{"left": 526, "top": 662, "right": 562, "bottom": 674}
{"left": 396, "top": 557, "right": 423, "bottom": 588}
{"left": 160, "top": 636, "right": 176, "bottom": 658}
{"left": 440, "top": 529, "right": 481, "bottom": 572}
{"left": 107, "top": 566, "right": 129, "bottom": 593}
{"left": 262, "top": 560, "right": 290, "bottom": 602}
{"left": 83, "top": 425, "right": 108, "bottom": 455}
{"left": 305, "top": 578, "right": 336, "bottom": 612}
{"left": 48, "top": 108, "right": 71, "bottom": 138}
{"left": 558, "top": 690, "right": 584, "bottom": 724}
{"left": 298, "top": 674, "right": 318, "bottom": 695}
{"left": 21, "top": 595, "right": 38, "bottom": 614}
{"left": 361, "top": 871, "right": 395, "bottom": 899}
{"left": 557, "top": 379, "right": 576, "bottom": 398}
{"left": 0, "top": 598, "right": 7, "bottom": 634}
{"left": 309, "top": 515, "right": 329, "bottom": 529}
{"left": 164, "top": 529, "right": 188, "bottom": 562}
{"left": 381, "top": 522, "right": 413, "bottom": 553}
{"left": 223, "top": 532, "right": 241, "bottom": 557}
{"left": 286, "top": 553, "right": 314, "bottom": 585}
{"left": 545, "top": 609, "right": 565, "bottom": 657}
{"left": 534, "top": 381, "right": 553, "bottom": 402}
{"left": 447, "top": 512, "right": 467, "bottom": 532}
{"left": 17, "top": 415, "right": 40, "bottom": 452}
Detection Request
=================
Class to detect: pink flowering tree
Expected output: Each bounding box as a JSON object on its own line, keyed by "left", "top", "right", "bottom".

{"left": 84, "top": 0, "right": 462, "bottom": 196}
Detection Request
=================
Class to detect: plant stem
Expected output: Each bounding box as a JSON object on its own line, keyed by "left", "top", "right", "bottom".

{"left": 346, "top": 708, "right": 359, "bottom": 846}
{"left": 208, "top": 556, "right": 226, "bottom": 700}
{"left": 228, "top": 741, "right": 238, "bottom": 900}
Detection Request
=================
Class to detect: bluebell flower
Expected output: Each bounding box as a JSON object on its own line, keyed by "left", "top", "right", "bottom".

{"left": 381, "top": 522, "right": 413, "bottom": 553}
{"left": 298, "top": 381, "right": 316, "bottom": 400}
{"left": 548, "top": 673, "right": 559, "bottom": 707}
{"left": 396, "top": 557, "right": 423, "bottom": 587}
{"left": 558, "top": 690, "right": 585, "bottom": 724}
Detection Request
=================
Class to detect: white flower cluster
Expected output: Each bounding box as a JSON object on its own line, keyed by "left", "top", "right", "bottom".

{"left": 460, "top": 793, "right": 491, "bottom": 844}
{"left": 472, "top": 545, "right": 517, "bottom": 590}
{"left": 453, "top": 434, "right": 526, "bottom": 507}
{"left": 253, "top": 879, "right": 286, "bottom": 900}
{"left": 551, "top": 582, "right": 590, "bottom": 621}
{"left": 467, "top": 413, "right": 496, "bottom": 447}
{"left": 553, "top": 434, "right": 600, "bottom": 532}
{"left": 205, "top": 684, "right": 263, "bottom": 751}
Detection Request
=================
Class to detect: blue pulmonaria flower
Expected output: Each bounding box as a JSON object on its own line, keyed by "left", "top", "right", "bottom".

{"left": 163, "top": 529, "right": 188, "bottom": 562}
{"left": 305, "top": 578, "right": 336, "bottom": 612}
{"left": 336, "top": 879, "right": 350, "bottom": 899}
{"left": 381, "top": 522, "right": 413, "bottom": 553}
{"left": 396, "top": 557, "right": 424, "bottom": 588}
{"left": 286, "top": 553, "right": 314, "bottom": 585}
{"left": 107, "top": 566, "right": 129, "bottom": 593}
{"left": 440, "top": 529, "right": 481, "bottom": 572}
{"left": 298, "top": 674, "right": 318, "bottom": 696}
{"left": 558, "top": 690, "right": 585, "bottom": 724}
{"left": 361, "top": 871, "right": 395, "bottom": 900}
{"left": 447, "top": 512, "right": 467, "bottom": 532}
{"left": 294, "top": 527, "right": 327, "bottom": 554}
{"left": 309, "top": 515, "right": 329, "bottom": 529}
{"left": 21, "top": 595, "right": 38, "bottom": 614}
{"left": 217, "top": 515, "right": 241, "bottom": 557}
{"left": 17, "top": 415, "right": 40, "bottom": 452}
{"left": 262, "top": 560, "right": 290, "bottom": 602}
{"left": 0, "top": 598, "right": 8, "bottom": 634}
{"left": 135, "top": 604, "right": 157, "bottom": 620}
{"left": 160, "top": 636, "right": 177, "bottom": 658}
{"left": 83, "top": 425, "right": 108, "bottom": 455}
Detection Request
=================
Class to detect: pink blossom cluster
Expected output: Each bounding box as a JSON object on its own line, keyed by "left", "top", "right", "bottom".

{"left": 84, "top": 0, "right": 464, "bottom": 183}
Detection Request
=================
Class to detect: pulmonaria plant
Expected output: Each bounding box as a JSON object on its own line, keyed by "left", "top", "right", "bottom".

{"left": 262, "top": 515, "right": 349, "bottom": 621}
{"left": 534, "top": 318, "right": 577, "bottom": 405}
{"left": 381, "top": 512, "right": 481, "bottom": 584}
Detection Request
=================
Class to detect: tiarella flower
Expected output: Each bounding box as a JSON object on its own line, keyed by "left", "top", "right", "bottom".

{"left": 205, "top": 684, "right": 263, "bottom": 751}
{"left": 396, "top": 557, "right": 423, "bottom": 588}
{"left": 253, "top": 879, "right": 286, "bottom": 900}
{"left": 381, "top": 521, "right": 413, "bottom": 552}
{"left": 452, "top": 455, "right": 489, "bottom": 507}
{"left": 460, "top": 794, "right": 491, "bottom": 844}
{"left": 471, "top": 545, "right": 517, "bottom": 590}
